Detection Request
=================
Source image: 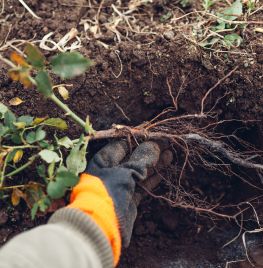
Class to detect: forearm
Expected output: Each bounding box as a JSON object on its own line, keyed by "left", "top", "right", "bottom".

{"left": 0, "top": 208, "right": 113, "bottom": 268}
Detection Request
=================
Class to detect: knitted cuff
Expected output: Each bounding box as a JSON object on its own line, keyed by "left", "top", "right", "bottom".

{"left": 67, "top": 173, "right": 121, "bottom": 266}
{"left": 49, "top": 207, "right": 114, "bottom": 268}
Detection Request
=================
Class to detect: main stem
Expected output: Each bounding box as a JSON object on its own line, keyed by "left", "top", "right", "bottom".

{"left": 49, "top": 94, "right": 86, "bottom": 129}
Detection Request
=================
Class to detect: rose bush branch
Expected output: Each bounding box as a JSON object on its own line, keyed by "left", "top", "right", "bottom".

{"left": 0, "top": 45, "right": 90, "bottom": 132}
{"left": 0, "top": 44, "right": 95, "bottom": 217}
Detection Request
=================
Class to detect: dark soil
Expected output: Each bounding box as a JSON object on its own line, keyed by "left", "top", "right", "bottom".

{"left": 0, "top": 0, "right": 263, "bottom": 267}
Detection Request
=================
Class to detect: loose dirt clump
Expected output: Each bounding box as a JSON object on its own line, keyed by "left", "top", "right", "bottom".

{"left": 0, "top": 1, "right": 263, "bottom": 267}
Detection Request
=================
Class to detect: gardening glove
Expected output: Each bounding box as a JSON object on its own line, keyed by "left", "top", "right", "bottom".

{"left": 227, "top": 230, "right": 263, "bottom": 268}
{"left": 243, "top": 229, "right": 263, "bottom": 267}
{"left": 68, "top": 141, "right": 160, "bottom": 266}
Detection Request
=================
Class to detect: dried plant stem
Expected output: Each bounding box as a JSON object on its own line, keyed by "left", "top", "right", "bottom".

{"left": 0, "top": 54, "right": 17, "bottom": 68}
{"left": 17, "top": 0, "right": 41, "bottom": 19}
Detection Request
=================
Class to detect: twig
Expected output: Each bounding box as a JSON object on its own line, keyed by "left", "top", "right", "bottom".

{"left": 200, "top": 66, "right": 238, "bottom": 115}
{"left": 0, "top": 53, "right": 17, "bottom": 68}
{"left": 39, "top": 29, "right": 81, "bottom": 52}
{"left": 111, "top": 50, "right": 123, "bottom": 78}
{"left": 249, "top": 5, "right": 263, "bottom": 17}
{"left": 96, "top": 0, "right": 105, "bottom": 22}
{"left": 0, "top": 0, "right": 5, "bottom": 15}
{"left": 114, "top": 102, "right": 131, "bottom": 121}
{"left": 102, "top": 90, "right": 131, "bottom": 121}
{"left": 17, "top": 0, "right": 41, "bottom": 19}
{"left": 166, "top": 77, "right": 177, "bottom": 109}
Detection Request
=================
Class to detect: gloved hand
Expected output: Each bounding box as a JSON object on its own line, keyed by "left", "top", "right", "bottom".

{"left": 87, "top": 141, "right": 160, "bottom": 247}
{"left": 68, "top": 141, "right": 160, "bottom": 266}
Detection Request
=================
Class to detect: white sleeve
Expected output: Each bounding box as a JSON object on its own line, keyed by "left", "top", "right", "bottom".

{"left": 0, "top": 208, "right": 114, "bottom": 268}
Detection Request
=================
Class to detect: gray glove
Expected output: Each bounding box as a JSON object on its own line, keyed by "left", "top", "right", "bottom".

{"left": 87, "top": 141, "right": 160, "bottom": 247}
{"left": 243, "top": 230, "right": 263, "bottom": 267}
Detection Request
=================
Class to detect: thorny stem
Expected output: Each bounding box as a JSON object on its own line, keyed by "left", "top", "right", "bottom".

{"left": 0, "top": 153, "right": 9, "bottom": 187}
{"left": 17, "top": 0, "right": 41, "bottom": 19}
{"left": 49, "top": 93, "right": 86, "bottom": 130}
{"left": 0, "top": 184, "right": 27, "bottom": 190}
{"left": 4, "top": 155, "right": 37, "bottom": 179}
{"left": 2, "top": 145, "right": 39, "bottom": 149}
{"left": 0, "top": 182, "right": 44, "bottom": 190}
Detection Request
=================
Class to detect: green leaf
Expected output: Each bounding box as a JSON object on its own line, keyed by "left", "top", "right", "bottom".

{"left": 13, "top": 121, "right": 26, "bottom": 129}
{"left": 51, "top": 52, "right": 92, "bottom": 79}
{"left": 37, "top": 164, "right": 46, "bottom": 178}
{"left": 47, "top": 144, "right": 55, "bottom": 151}
{"left": 38, "top": 140, "right": 50, "bottom": 149}
{"left": 26, "top": 128, "right": 46, "bottom": 144}
{"left": 218, "top": 0, "right": 243, "bottom": 22}
{"left": 4, "top": 111, "right": 16, "bottom": 129}
{"left": 57, "top": 136, "right": 73, "bottom": 149}
{"left": 26, "top": 131, "right": 36, "bottom": 144}
{"left": 39, "top": 149, "right": 60, "bottom": 163}
{"left": 38, "top": 196, "right": 51, "bottom": 212}
{"left": 0, "top": 103, "right": 9, "bottom": 119}
{"left": 223, "top": 33, "right": 242, "bottom": 48}
{"left": 17, "top": 115, "right": 34, "bottom": 126}
{"left": 160, "top": 11, "right": 172, "bottom": 22}
{"left": 25, "top": 43, "right": 45, "bottom": 69}
{"left": 5, "top": 150, "right": 17, "bottom": 163}
{"left": 0, "top": 191, "right": 4, "bottom": 200}
{"left": 47, "top": 166, "right": 78, "bottom": 199}
{"left": 202, "top": 0, "right": 213, "bottom": 10}
{"left": 36, "top": 128, "right": 46, "bottom": 141}
{"left": 214, "top": 22, "right": 226, "bottom": 31}
{"left": 47, "top": 180, "right": 66, "bottom": 199}
{"left": 0, "top": 123, "right": 9, "bottom": 137}
{"left": 180, "top": 0, "right": 191, "bottom": 8}
{"left": 11, "top": 133, "right": 22, "bottom": 144}
{"left": 43, "top": 118, "right": 68, "bottom": 130}
{"left": 31, "top": 203, "right": 39, "bottom": 219}
{"left": 66, "top": 137, "right": 88, "bottom": 175}
{"left": 56, "top": 169, "right": 79, "bottom": 187}
{"left": 35, "top": 70, "right": 53, "bottom": 97}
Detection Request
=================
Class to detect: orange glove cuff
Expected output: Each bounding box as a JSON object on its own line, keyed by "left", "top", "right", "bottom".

{"left": 68, "top": 173, "right": 121, "bottom": 266}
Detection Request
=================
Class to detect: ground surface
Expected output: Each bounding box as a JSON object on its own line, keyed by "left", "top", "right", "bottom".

{"left": 0, "top": 0, "right": 263, "bottom": 267}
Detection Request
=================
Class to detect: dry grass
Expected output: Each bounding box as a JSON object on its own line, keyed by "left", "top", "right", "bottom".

{"left": 1, "top": 1, "right": 262, "bottom": 57}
